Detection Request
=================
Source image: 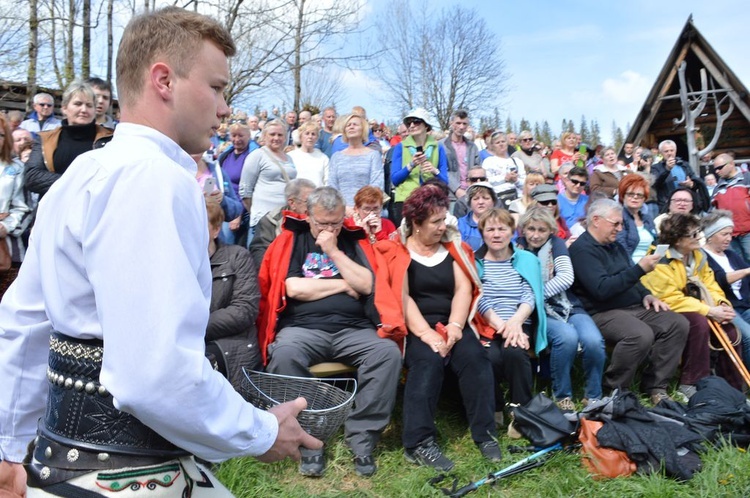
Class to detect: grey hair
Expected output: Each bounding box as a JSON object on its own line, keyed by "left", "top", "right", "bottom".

{"left": 519, "top": 129, "right": 533, "bottom": 140}
{"left": 284, "top": 178, "right": 316, "bottom": 200}
{"left": 658, "top": 139, "right": 676, "bottom": 152}
{"left": 261, "top": 118, "right": 288, "bottom": 139}
{"left": 33, "top": 92, "right": 54, "bottom": 104}
{"left": 62, "top": 80, "right": 95, "bottom": 107}
{"left": 586, "top": 198, "right": 622, "bottom": 225}
{"left": 518, "top": 205, "right": 557, "bottom": 233}
{"left": 701, "top": 209, "right": 733, "bottom": 229}
{"left": 307, "top": 186, "right": 344, "bottom": 213}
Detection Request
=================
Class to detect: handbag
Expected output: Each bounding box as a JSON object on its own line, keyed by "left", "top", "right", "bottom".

{"left": 511, "top": 393, "right": 577, "bottom": 448}
{"left": 579, "top": 417, "right": 636, "bottom": 479}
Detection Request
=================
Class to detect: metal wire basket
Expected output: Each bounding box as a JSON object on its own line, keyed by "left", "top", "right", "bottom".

{"left": 241, "top": 369, "right": 357, "bottom": 441}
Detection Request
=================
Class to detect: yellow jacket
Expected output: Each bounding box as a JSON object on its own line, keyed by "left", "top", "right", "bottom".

{"left": 640, "top": 248, "right": 730, "bottom": 316}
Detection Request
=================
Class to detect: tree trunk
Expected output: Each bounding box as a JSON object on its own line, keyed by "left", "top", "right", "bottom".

{"left": 65, "top": 0, "right": 76, "bottom": 85}
{"left": 81, "top": 0, "right": 90, "bottom": 79}
{"left": 27, "top": 0, "right": 39, "bottom": 111}
{"left": 107, "top": 0, "right": 113, "bottom": 83}
{"left": 292, "top": 0, "right": 305, "bottom": 113}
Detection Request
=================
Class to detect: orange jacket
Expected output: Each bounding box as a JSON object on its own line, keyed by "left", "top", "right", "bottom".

{"left": 256, "top": 212, "right": 407, "bottom": 364}
{"left": 372, "top": 227, "right": 494, "bottom": 341}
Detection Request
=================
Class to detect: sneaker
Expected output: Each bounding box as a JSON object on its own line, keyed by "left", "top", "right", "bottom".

{"left": 353, "top": 454, "right": 377, "bottom": 477}
{"left": 404, "top": 437, "right": 454, "bottom": 472}
{"left": 299, "top": 448, "right": 326, "bottom": 477}
{"left": 556, "top": 397, "right": 576, "bottom": 412}
{"left": 649, "top": 389, "right": 672, "bottom": 406}
{"left": 476, "top": 440, "right": 502, "bottom": 462}
{"left": 678, "top": 384, "right": 697, "bottom": 401}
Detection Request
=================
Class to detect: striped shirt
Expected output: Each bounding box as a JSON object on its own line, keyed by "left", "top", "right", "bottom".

{"left": 478, "top": 259, "right": 535, "bottom": 323}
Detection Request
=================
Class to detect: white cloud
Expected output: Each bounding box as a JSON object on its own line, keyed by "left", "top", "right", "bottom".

{"left": 601, "top": 70, "right": 651, "bottom": 105}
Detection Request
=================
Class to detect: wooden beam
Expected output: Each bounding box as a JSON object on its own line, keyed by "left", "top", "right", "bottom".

{"left": 692, "top": 45, "right": 750, "bottom": 123}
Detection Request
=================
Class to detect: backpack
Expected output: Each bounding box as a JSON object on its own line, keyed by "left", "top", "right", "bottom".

{"left": 579, "top": 417, "right": 636, "bottom": 479}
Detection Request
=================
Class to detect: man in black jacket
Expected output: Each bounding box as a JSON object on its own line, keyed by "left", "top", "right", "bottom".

{"left": 651, "top": 140, "right": 708, "bottom": 212}
{"left": 569, "top": 198, "right": 689, "bottom": 405}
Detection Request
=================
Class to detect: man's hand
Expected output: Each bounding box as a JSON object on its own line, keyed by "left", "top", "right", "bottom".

{"left": 665, "top": 157, "right": 676, "bottom": 171}
{"left": 228, "top": 216, "right": 241, "bottom": 231}
{"left": 257, "top": 397, "right": 323, "bottom": 463}
{"left": 315, "top": 230, "right": 338, "bottom": 256}
{"left": 0, "top": 460, "right": 26, "bottom": 498}
{"left": 643, "top": 294, "right": 670, "bottom": 311}
{"left": 637, "top": 253, "right": 661, "bottom": 273}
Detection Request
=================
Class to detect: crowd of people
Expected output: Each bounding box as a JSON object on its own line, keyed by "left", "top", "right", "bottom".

{"left": 0, "top": 8, "right": 749, "bottom": 495}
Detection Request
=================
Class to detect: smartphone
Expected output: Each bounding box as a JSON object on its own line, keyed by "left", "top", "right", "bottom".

{"left": 416, "top": 145, "right": 424, "bottom": 154}
{"left": 203, "top": 177, "right": 216, "bottom": 194}
{"left": 655, "top": 244, "right": 669, "bottom": 257}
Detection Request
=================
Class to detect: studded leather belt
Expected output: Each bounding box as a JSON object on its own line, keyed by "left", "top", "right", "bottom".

{"left": 40, "top": 333, "right": 188, "bottom": 459}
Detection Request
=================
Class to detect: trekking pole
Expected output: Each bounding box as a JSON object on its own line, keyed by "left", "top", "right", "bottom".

{"left": 442, "top": 443, "right": 562, "bottom": 498}
{"left": 708, "top": 319, "right": 750, "bottom": 387}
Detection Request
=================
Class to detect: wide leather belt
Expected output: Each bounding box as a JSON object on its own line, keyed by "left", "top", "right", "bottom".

{"left": 41, "top": 332, "right": 188, "bottom": 459}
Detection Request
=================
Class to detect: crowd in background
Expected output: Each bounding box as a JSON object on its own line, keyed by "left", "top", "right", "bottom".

{"left": 2, "top": 85, "right": 749, "bottom": 477}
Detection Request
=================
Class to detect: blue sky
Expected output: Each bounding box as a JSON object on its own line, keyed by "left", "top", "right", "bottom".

{"left": 332, "top": 0, "right": 750, "bottom": 141}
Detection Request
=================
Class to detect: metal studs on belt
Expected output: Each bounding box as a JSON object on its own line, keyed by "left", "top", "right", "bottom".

{"left": 98, "top": 385, "right": 109, "bottom": 397}
{"left": 85, "top": 382, "right": 96, "bottom": 394}
{"left": 44, "top": 446, "right": 52, "bottom": 458}
{"left": 66, "top": 449, "right": 79, "bottom": 462}
{"left": 40, "top": 467, "right": 51, "bottom": 480}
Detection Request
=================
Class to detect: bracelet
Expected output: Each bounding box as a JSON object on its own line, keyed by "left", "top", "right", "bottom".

{"left": 447, "top": 322, "right": 463, "bottom": 330}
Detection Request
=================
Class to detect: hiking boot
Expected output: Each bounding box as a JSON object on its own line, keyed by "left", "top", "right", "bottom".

{"left": 404, "top": 437, "right": 454, "bottom": 471}
{"left": 353, "top": 454, "right": 377, "bottom": 477}
{"left": 649, "top": 389, "right": 672, "bottom": 406}
{"left": 556, "top": 397, "right": 576, "bottom": 412}
{"left": 678, "top": 384, "right": 697, "bottom": 401}
{"left": 299, "top": 447, "right": 326, "bottom": 477}
{"left": 476, "top": 440, "right": 502, "bottom": 462}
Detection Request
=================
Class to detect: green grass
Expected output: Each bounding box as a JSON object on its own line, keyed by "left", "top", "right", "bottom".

{"left": 215, "top": 387, "right": 750, "bottom": 497}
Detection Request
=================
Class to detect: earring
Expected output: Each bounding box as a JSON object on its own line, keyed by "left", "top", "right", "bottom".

{"left": 416, "top": 229, "right": 420, "bottom": 233}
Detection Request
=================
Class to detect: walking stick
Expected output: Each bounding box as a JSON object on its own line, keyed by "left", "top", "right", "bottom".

{"left": 707, "top": 319, "right": 750, "bottom": 387}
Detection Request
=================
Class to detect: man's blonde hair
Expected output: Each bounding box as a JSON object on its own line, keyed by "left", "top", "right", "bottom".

{"left": 116, "top": 7, "right": 236, "bottom": 107}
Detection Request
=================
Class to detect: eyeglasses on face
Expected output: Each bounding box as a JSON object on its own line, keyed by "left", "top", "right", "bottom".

{"left": 671, "top": 198, "right": 693, "bottom": 204}
{"left": 36, "top": 103, "right": 53, "bottom": 108}
{"left": 603, "top": 217, "right": 623, "bottom": 228}
{"left": 624, "top": 192, "right": 646, "bottom": 199}
{"left": 229, "top": 119, "right": 247, "bottom": 125}
{"left": 686, "top": 230, "right": 701, "bottom": 239}
{"left": 404, "top": 118, "right": 425, "bottom": 127}
{"left": 309, "top": 217, "right": 344, "bottom": 229}
{"left": 468, "top": 176, "right": 488, "bottom": 183}
{"left": 358, "top": 205, "right": 381, "bottom": 214}
{"left": 538, "top": 199, "right": 557, "bottom": 206}
{"left": 714, "top": 162, "right": 731, "bottom": 170}
{"left": 521, "top": 138, "right": 534, "bottom": 142}
{"left": 568, "top": 179, "right": 587, "bottom": 186}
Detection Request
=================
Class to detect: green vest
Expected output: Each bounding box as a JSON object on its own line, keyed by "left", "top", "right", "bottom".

{"left": 395, "top": 135, "right": 440, "bottom": 202}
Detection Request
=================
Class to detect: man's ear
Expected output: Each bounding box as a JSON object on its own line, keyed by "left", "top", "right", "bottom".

{"left": 150, "top": 62, "right": 174, "bottom": 102}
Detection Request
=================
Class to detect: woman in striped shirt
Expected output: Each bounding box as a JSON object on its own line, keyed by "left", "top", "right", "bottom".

{"left": 474, "top": 209, "right": 546, "bottom": 416}
{"left": 517, "top": 206, "right": 605, "bottom": 410}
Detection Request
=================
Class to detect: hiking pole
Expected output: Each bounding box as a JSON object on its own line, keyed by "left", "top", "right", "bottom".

{"left": 708, "top": 319, "right": 750, "bottom": 387}
{"left": 442, "top": 443, "right": 562, "bottom": 498}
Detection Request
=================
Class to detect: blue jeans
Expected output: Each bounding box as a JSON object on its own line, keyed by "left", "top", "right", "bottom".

{"left": 546, "top": 313, "right": 606, "bottom": 400}
{"left": 733, "top": 311, "right": 750, "bottom": 369}
{"left": 730, "top": 234, "right": 750, "bottom": 265}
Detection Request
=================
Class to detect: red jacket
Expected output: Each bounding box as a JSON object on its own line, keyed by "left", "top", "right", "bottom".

{"left": 256, "top": 212, "right": 407, "bottom": 364}
{"left": 372, "top": 229, "right": 494, "bottom": 341}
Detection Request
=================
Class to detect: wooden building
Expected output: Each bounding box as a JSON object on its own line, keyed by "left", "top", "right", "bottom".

{"left": 625, "top": 16, "right": 750, "bottom": 163}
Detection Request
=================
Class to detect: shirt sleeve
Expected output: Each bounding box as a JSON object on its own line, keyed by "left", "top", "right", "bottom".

{"left": 369, "top": 150, "right": 384, "bottom": 192}
{"left": 544, "top": 239, "right": 574, "bottom": 298}
{"left": 239, "top": 150, "right": 262, "bottom": 199}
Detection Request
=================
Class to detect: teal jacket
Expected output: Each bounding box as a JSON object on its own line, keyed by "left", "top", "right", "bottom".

{"left": 474, "top": 244, "right": 548, "bottom": 355}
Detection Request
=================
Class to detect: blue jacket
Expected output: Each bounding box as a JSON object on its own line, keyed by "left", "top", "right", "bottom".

{"left": 617, "top": 206, "right": 656, "bottom": 257}
{"left": 474, "top": 244, "right": 548, "bottom": 354}
{"left": 457, "top": 213, "right": 483, "bottom": 251}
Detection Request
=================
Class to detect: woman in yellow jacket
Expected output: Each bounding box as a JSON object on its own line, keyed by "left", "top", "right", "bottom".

{"left": 641, "top": 213, "right": 744, "bottom": 398}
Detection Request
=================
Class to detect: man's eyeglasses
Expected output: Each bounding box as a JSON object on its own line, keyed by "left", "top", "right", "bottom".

{"left": 603, "top": 217, "right": 623, "bottom": 228}
{"left": 468, "top": 176, "right": 488, "bottom": 183}
{"left": 309, "top": 217, "right": 344, "bottom": 230}
{"left": 404, "top": 118, "right": 425, "bottom": 127}
{"left": 568, "top": 179, "right": 587, "bottom": 187}
{"left": 36, "top": 103, "right": 53, "bottom": 108}
{"left": 624, "top": 192, "right": 646, "bottom": 199}
{"left": 714, "top": 161, "right": 731, "bottom": 170}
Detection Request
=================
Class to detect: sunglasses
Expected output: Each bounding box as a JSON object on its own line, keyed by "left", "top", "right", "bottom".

{"left": 568, "top": 179, "right": 586, "bottom": 186}
{"left": 538, "top": 199, "right": 558, "bottom": 206}
{"left": 404, "top": 118, "right": 425, "bottom": 127}
{"left": 469, "top": 176, "right": 488, "bottom": 182}
{"left": 521, "top": 138, "right": 534, "bottom": 142}
{"left": 714, "top": 162, "right": 731, "bottom": 170}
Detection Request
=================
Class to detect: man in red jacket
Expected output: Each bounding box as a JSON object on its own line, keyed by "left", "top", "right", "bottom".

{"left": 712, "top": 153, "right": 750, "bottom": 262}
